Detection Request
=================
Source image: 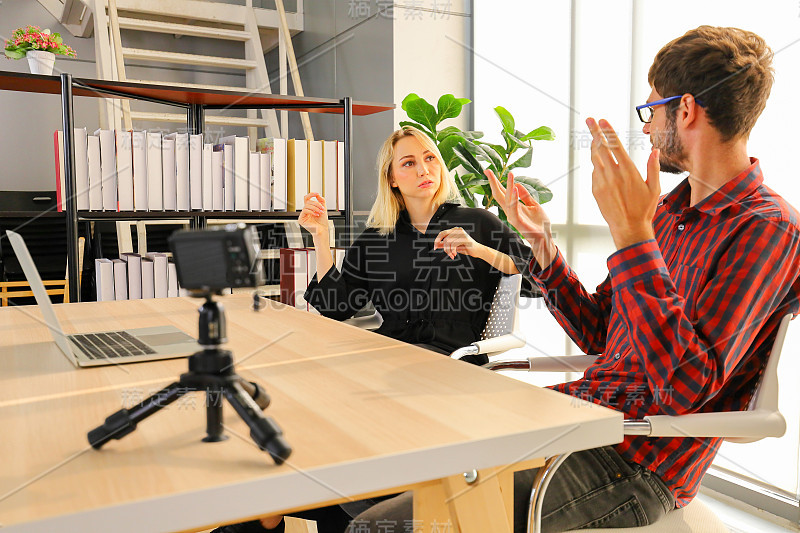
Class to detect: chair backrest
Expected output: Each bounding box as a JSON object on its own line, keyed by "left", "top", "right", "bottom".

{"left": 0, "top": 279, "right": 69, "bottom": 306}
{"left": 480, "top": 273, "right": 522, "bottom": 341}
{"left": 347, "top": 274, "right": 524, "bottom": 343}
{"left": 630, "top": 313, "right": 792, "bottom": 443}
{"left": 724, "top": 312, "right": 791, "bottom": 444}
{"left": 748, "top": 313, "right": 792, "bottom": 413}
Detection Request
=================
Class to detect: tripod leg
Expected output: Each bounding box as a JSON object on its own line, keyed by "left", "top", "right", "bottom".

{"left": 204, "top": 384, "right": 228, "bottom": 442}
{"left": 88, "top": 382, "right": 187, "bottom": 449}
{"left": 224, "top": 381, "right": 292, "bottom": 464}
{"left": 237, "top": 378, "right": 271, "bottom": 410}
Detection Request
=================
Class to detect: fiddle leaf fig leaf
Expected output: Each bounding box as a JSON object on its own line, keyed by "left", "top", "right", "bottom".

{"left": 495, "top": 106, "right": 515, "bottom": 134}
{"left": 402, "top": 94, "right": 438, "bottom": 132}
{"left": 453, "top": 144, "right": 484, "bottom": 177}
{"left": 514, "top": 176, "right": 553, "bottom": 204}
{"left": 508, "top": 147, "right": 533, "bottom": 171}
{"left": 437, "top": 126, "right": 465, "bottom": 142}
{"left": 477, "top": 143, "right": 504, "bottom": 172}
{"left": 437, "top": 94, "right": 470, "bottom": 122}
{"left": 438, "top": 133, "right": 466, "bottom": 170}
{"left": 399, "top": 121, "right": 432, "bottom": 137}
{"left": 462, "top": 130, "right": 484, "bottom": 140}
{"left": 502, "top": 130, "right": 527, "bottom": 150}
{"left": 522, "top": 126, "right": 556, "bottom": 141}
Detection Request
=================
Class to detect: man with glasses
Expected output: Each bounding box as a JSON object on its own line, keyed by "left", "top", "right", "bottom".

{"left": 479, "top": 25, "right": 800, "bottom": 531}
{"left": 345, "top": 25, "right": 800, "bottom": 533}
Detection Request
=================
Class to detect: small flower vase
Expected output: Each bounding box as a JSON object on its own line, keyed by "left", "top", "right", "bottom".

{"left": 26, "top": 50, "right": 56, "bottom": 75}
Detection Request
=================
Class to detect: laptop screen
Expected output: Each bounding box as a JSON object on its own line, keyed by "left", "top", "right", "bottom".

{"left": 5, "top": 230, "right": 74, "bottom": 359}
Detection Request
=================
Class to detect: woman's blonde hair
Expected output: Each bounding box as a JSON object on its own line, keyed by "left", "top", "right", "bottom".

{"left": 366, "top": 126, "right": 460, "bottom": 235}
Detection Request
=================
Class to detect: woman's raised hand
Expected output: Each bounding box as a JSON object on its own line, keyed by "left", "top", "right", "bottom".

{"left": 298, "top": 193, "right": 329, "bottom": 238}
{"left": 434, "top": 227, "right": 482, "bottom": 259}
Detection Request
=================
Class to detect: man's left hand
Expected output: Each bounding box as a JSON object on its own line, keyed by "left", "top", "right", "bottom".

{"left": 586, "top": 117, "right": 660, "bottom": 250}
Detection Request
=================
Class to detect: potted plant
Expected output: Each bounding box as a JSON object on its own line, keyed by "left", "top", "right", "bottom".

{"left": 4, "top": 26, "right": 77, "bottom": 75}
{"left": 401, "top": 93, "right": 554, "bottom": 230}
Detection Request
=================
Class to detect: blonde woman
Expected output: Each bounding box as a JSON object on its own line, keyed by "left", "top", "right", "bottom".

{"left": 299, "top": 126, "right": 534, "bottom": 364}
{"left": 214, "top": 127, "right": 535, "bottom": 533}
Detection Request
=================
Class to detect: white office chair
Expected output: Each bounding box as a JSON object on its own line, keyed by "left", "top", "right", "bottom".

{"left": 485, "top": 313, "right": 793, "bottom": 533}
{"left": 344, "top": 274, "right": 525, "bottom": 359}
{"left": 450, "top": 273, "right": 525, "bottom": 360}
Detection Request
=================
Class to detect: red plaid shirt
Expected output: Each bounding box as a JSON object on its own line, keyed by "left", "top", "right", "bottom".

{"left": 530, "top": 159, "right": 800, "bottom": 507}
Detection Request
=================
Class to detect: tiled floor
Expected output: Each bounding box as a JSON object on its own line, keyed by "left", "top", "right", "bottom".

{"left": 697, "top": 490, "right": 799, "bottom": 533}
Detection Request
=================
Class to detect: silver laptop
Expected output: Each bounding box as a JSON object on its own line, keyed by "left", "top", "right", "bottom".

{"left": 6, "top": 230, "right": 198, "bottom": 367}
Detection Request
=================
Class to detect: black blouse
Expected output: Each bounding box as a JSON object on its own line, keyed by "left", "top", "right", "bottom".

{"left": 304, "top": 203, "right": 535, "bottom": 356}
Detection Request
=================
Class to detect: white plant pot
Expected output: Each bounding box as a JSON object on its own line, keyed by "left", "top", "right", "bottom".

{"left": 26, "top": 50, "right": 56, "bottom": 75}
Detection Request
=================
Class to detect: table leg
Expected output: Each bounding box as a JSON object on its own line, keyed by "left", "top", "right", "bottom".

{"left": 285, "top": 516, "right": 318, "bottom": 533}
{"left": 414, "top": 468, "right": 514, "bottom": 533}
{"left": 496, "top": 467, "right": 516, "bottom": 526}
{"left": 414, "top": 479, "right": 459, "bottom": 532}
{"left": 495, "top": 458, "right": 545, "bottom": 526}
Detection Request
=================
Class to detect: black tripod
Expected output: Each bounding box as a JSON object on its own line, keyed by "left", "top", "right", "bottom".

{"left": 88, "top": 292, "right": 292, "bottom": 464}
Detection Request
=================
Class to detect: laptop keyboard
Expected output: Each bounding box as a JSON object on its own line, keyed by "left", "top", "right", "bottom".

{"left": 69, "top": 331, "right": 156, "bottom": 360}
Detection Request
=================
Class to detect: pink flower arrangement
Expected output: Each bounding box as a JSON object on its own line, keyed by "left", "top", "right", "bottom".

{"left": 4, "top": 25, "right": 77, "bottom": 60}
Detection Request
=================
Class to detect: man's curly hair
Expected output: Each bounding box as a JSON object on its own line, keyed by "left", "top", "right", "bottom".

{"left": 648, "top": 26, "right": 774, "bottom": 141}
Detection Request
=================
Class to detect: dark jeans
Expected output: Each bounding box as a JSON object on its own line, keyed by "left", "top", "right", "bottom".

{"left": 351, "top": 446, "right": 675, "bottom": 532}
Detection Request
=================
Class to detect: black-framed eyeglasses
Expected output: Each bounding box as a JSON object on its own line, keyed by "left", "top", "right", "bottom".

{"left": 635, "top": 95, "right": 705, "bottom": 123}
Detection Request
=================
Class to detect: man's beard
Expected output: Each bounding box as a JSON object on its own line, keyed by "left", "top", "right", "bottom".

{"left": 653, "top": 113, "right": 687, "bottom": 174}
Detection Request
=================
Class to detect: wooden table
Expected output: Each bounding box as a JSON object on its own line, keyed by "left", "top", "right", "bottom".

{"left": 0, "top": 295, "right": 622, "bottom": 533}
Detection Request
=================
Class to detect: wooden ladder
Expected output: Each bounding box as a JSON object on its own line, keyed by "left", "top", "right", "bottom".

{"left": 89, "top": 0, "right": 300, "bottom": 141}
{"left": 36, "top": 0, "right": 94, "bottom": 38}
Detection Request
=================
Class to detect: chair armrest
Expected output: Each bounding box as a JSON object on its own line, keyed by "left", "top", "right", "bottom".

{"left": 342, "top": 311, "right": 383, "bottom": 331}
{"left": 473, "top": 334, "right": 525, "bottom": 356}
{"left": 485, "top": 355, "right": 598, "bottom": 372}
{"left": 638, "top": 409, "right": 786, "bottom": 443}
{"left": 527, "top": 355, "right": 598, "bottom": 372}
{"left": 483, "top": 358, "right": 531, "bottom": 371}
{"left": 450, "top": 334, "right": 526, "bottom": 360}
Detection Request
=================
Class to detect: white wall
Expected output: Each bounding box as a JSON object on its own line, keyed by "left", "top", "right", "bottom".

{"left": 393, "top": 1, "right": 472, "bottom": 130}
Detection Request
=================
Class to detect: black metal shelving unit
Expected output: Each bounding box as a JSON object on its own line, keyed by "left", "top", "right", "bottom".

{"left": 0, "top": 70, "right": 394, "bottom": 302}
